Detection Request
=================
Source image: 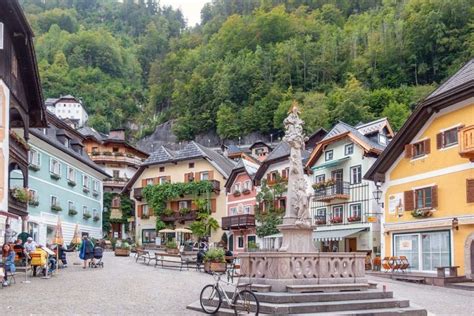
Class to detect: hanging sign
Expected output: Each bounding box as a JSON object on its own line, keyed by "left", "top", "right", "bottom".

{"left": 388, "top": 193, "right": 404, "bottom": 215}
{"left": 367, "top": 216, "right": 377, "bottom": 223}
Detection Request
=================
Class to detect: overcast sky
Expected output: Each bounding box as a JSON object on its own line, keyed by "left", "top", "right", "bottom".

{"left": 160, "top": 0, "right": 211, "bottom": 26}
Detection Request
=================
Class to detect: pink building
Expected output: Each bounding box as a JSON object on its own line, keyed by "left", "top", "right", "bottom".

{"left": 222, "top": 158, "right": 260, "bottom": 253}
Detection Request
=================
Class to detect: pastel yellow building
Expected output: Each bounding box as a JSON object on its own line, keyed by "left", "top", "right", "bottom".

{"left": 366, "top": 59, "right": 474, "bottom": 277}
{"left": 124, "top": 142, "right": 234, "bottom": 245}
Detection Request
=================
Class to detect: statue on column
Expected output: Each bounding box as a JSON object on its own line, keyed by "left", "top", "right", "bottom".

{"left": 282, "top": 102, "right": 311, "bottom": 228}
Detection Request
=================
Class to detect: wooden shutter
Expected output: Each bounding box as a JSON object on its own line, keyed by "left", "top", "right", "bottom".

{"left": 404, "top": 190, "right": 414, "bottom": 211}
{"left": 166, "top": 176, "right": 171, "bottom": 183}
{"left": 282, "top": 169, "right": 287, "bottom": 179}
{"left": 266, "top": 174, "right": 271, "bottom": 182}
{"left": 191, "top": 200, "right": 197, "bottom": 210}
{"left": 424, "top": 138, "right": 431, "bottom": 155}
{"left": 184, "top": 173, "right": 189, "bottom": 183}
{"left": 404, "top": 144, "right": 413, "bottom": 159}
{"left": 141, "top": 179, "right": 147, "bottom": 187}
{"left": 195, "top": 172, "right": 201, "bottom": 182}
{"left": 208, "top": 170, "right": 214, "bottom": 180}
{"left": 431, "top": 185, "right": 438, "bottom": 208}
{"left": 137, "top": 205, "right": 143, "bottom": 218}
{"left": 210, "top": 199, "right": 217, "bottom": 213}
{"left": 436, "top": 133, "right": 444, "bottom": 149}
{"left": 467, "top": 179, "right": 474, "bottom": 203}
{"left": 170, "top": 201, "right": 178, "bottom": 211}
{"left": 153, "top": 177, "right": 159, "bottom": 185}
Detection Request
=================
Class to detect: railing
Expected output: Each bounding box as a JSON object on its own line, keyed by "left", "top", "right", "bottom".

{"left": 210, "top": 179, "right": 220, "bottom": 192}
{"left": 313, "top": 181, "right": 350, "bottom": 202}
{"left": 9, "top": 132, "right": 28, "bottom": 164}
{"left": 104, "top": 178, "right": 129, "bottom": 187}
{"left": 221, "top": 214, "right": 256, "bottom": 230}
{"left": 90, "top": 153, "right": 144, "bottom": 166}
{"left": 133, "top": 187, "right": 143, "bottom": 200}
{"left": 459, "top": 125, "right": 474, "bottom": 161}
{"left": 160, "top": 210, "right": 198, "bottom": 222}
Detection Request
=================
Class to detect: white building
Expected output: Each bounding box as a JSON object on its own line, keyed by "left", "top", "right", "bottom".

{"left": 305, "top": 118, "right": 394, "bottom": 258}
{"left": 46, "top": 95, "right": 89, "bottom": 128}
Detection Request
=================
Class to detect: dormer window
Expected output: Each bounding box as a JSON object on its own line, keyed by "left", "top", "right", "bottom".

{"left": 344, "top": 143, "right": 354, "bottom": 155}
{"left": 378, "top": 134, "right": 387, "bottom": 145}
{"left": 325, "top": 150, "right": 334, "bottom": 161}
{"left": 64, "top": 137, "right": 70, "bottom": 147}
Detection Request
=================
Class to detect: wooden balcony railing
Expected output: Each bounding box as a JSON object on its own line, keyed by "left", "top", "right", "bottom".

{"left": 459, "top": 125, "right": 474, "bottom": 161}
{"left": 313, "top": 181, "right": 350, "bottom": 202}
{"left": 133, "top": 187, "right": 143, "bottom": 201}
{"left": 90, "top": 152, "right": 145, "bottom": 166}
{"left": 221, "top": 214, "right": 256, "bottom": 230}
{"left": 160, "top": 210, "right": 198, "bottom": 222}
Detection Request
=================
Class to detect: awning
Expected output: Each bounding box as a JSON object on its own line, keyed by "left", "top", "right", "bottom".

{"left": 313, "top": 228, "right": 366, "bottom": 241}
{"left": 311, "top": 157, "right": 350, "bottom": 171}
{"left": 263, "top": 233, "right": 282, "bottom": 239}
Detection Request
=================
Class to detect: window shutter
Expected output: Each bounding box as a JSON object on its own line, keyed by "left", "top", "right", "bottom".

{"left": 191, "top": 200, "right": 197, "bottom": 210}
{"left": 210, "top": 199, "right": 217, "bottom": 213}
{"left": 141, "top": 179, "right": 147, "bottom": 187}
{"left": 431, "top": 185, "right": 438, "bottom": 208}
{"left": 404, "top": 144, "right": 413, "bottom": 159}
{"left": 436, "top": 133, "right": 443, "bottom": 149}
{"left": 170, "top": 201, "right": 178, "bottom": 211}
{"left": 195, "top": 172, "right": 201, "bottom": 181}
{"left": 266, "top": 174, "right": 271, "bottom": 182}
{"left": 184, "top": 173, "right": 189, "bottom": 183}
{"left": 137, "top": 205, "right": 143, "bottom": 218}
{"left": 166, "top": 176, "right": 171, "bottom": 183}
{"left": 208, "top": 170, "right": 214, "bottom": 180}
{"left": 282, "top": 169, "right": 287, "bottom": 179}
{"left": 424, "top": 138, "right": 431, "bottom": 155}
{"left": 404, "top": 190, "right": 414, "bottom": 211}
{"left": 467, "top": 179, "right": 474, "bottom": 203}
{"left": 153, "top": 177, "right": 159, "bottom": 185}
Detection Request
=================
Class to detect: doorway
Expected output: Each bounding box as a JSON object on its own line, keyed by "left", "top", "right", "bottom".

{"left": 346, "top": 238, "right": 357, "bottom": 252}
{"left": 229, "top": 234, "right": 234, "bottom": 252}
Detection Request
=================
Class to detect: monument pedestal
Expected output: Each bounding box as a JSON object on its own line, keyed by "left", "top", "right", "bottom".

{"left": 278, "top": 221, "right": 317, "bottom": 253}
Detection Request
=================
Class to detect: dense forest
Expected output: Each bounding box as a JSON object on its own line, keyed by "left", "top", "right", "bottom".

{"left": 21, "top": 0, "right": 473, "bottom": 141}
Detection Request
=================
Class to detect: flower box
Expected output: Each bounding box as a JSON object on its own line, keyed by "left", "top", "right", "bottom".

{"left": 233, "top": 190, "right": 241, "bottom": 197}
{"left": 11, "top": 187, "right": 29, "bottom": 203}
{"left": 83, "top": 187, "right": 90, "bottom": 193}
{"left": 28, "top": 164, "right": 40, "bottom": 172}
{"left": 126, "top": 153, "right": 134, "bottom": 158}
{"left": 29, "top": 199, "right": 39, "bottom": 207}
{"left": 103, "top": 151, "right": 113, "bottom": 156}
{"left": 209, "top": 262, "right": 226, "bottom": 273}
{"left": 166, "top": 248, "right": 179, "bottom": 255}
{"left": 316, "top": 219, "right": 326, "bottom": 225}
{"left": 93, "top": 191, "right": 99, "bottom": 197}
{"left": 347, "top": 216, "right": 361, "bottom": 222}
{"left": 93, "top": 215, "right": 100, "bottom": 222}
{"left": 83, "top": 213, "right": 92, "bottom": 220}
{"left": 68, "top": 209, "right": 78, "bottom": 216}
{"left": 411, "top": 209, "right": 433, "bottom": 218}
{"left": 91, "top": 151, "right": 100, "bottom": 156}
{"left": 330, "top": 216, "right": 343, "bottom": 224}
{"left": 242, "top": 189, "right": 251, "bottom": 195}
{"left": 114, "top": 248, "right": 130, "bottom": 257}
{"left": 51, "top": 204, "right": 62, "bottom": 212}
{"left": 50, "top": 173, "right": 61, "bottom": 180}
{"left": 114, "top": 152, "right": 124, "bottom": 157}
{"left": 68, "top": 180, "right": 76, "bottom": 187}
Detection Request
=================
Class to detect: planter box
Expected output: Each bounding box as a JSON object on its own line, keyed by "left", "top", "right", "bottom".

{"left": 209, "top": 262, "right": 226, "bottom": 273}
{"left": 115, "top": 248, "right": 130, "bottom": 256}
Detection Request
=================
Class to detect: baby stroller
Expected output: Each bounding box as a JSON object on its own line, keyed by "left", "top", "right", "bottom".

{"left": 89, "top": 246, "right": 104, "bottom": 268}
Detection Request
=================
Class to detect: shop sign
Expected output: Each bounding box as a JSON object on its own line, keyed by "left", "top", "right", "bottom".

{"left": 367, "top": 216, "right": 377, "bottom": 223}
{"left": 399, "top": 239, "right": 412, "bottom": 251}
{"left": 388, "top": 193, "right": 404, "bottom": 215}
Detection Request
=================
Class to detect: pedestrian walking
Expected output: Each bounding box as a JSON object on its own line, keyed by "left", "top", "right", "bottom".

{"left": 79, "top": 236, "right": 94, "bottom": 269}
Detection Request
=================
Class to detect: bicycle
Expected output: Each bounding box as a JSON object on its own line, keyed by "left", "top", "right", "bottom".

{"left": 200, "top": 272, "right": 260, "bottom": 315}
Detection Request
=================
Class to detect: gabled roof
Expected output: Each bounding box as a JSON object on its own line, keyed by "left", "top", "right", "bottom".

{"left": 365, "top": 58, "right": 474, "bottom": 182}
{"left": 226, "top": 144, "right": 244, "bottom": 155}
{"left": 356, "top": 117, "right": 394, "bottom": 137}
{"left": 249, "top": 141, "right": 272, "bottom": 151}
{"left": 123, "top": 142, "right": 236, "bottom": 193}
{"left": 224, "top": 158, "right": 260, "bottom": 191}
{"left": 306, "top": 120, "right": 388, "bottom": 168}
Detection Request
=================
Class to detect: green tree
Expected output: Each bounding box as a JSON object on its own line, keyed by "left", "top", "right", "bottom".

{"left": 216, "top": 103, "right": 242, "bottom": 140}
{"left": 381, "top": 101, "right": 411, "bottom": 132}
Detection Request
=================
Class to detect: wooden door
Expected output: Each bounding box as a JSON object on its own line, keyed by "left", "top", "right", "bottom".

{"left": 346, "top": 238, "right": 357, "bottom": 252}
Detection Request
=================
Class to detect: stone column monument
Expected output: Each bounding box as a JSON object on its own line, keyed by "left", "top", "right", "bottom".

{"left": 239, "top": 102, "right": 366, "bottom": 292}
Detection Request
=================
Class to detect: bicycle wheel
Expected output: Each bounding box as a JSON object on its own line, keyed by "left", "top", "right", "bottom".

{"left": 200, "top": 284, "right": 222, "bottom": 314}
{"left": 232, "top": 289, "right": 259, "bottom": 315}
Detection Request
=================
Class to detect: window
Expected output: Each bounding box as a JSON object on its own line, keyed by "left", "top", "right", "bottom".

{"left": 83, "top": 206, "right": 88, "bottom": 216}
{"left": 234, "top": 183, "right": 241, "bottom": 193}
{"left": 189, "top": 162, "right": 194, "bottom": 168}
{"left": 349, "top": 204, "right": 362, "bottom": 218}
{"left": 230, "top": 207, "right": 237, "bottom": 215}
{"left": 27, "top": 222, "right": 39, "bottom": 242}
{"left": 238, "top": 236, "right": 244, "bottom": 248}
{"left": 93, "top": 209, "right": 99, "bottom": 218}
{"left": 49, "top": 158, "right": 61, "bottom": 175}
{"left": 93, "top": 180, "right": 99, "bottom": 192}
{"left": 64, "top": 138, "right": 70, "bottom": 147}
{"left": 415, "top": 187, "right": 432, "bottom": 209}
{"left": 413, "top": 141, "right": 426, "bottom": 158}
{"left": 142, "top": 205, "right": 150, "bottom": 217}
{"left": 68, "top": 201, "right": 74, "bottom": 211}
{"left": 67, "top": 166, "right": 75, "bottom": 182}
{"left": 159, "top": 177, "right": 168, "bottom": 184}
{"left": 350, "top": 165, "right": 362, "bottom": 184}
{"left": 279, "top": 198, "right": 286, "bottom": 210}
{"left": 200, "top": 171, "right": 209, "bottom": 181}
{"left": 314, "top": 208, "right": 326, "bottom": 224}
{"left": 146, "top": 178, "right": 154, "bottom": 185}
{"left": 112, "top": 147, "right": 119, "bottom": 153}
{"left": 51, "top": 196, "right": 58, "bottom": 207}
{"left": 92, "top": 147, "right": 98, "bottom": 153}
{"left": 243, "top": 181, "right": 251, "bottom": 191}
{"left": 379, "top": 134, "right": 387, "bottom": 145}
{"left": 325, "top": 150, "right": 334, "bottom": 161}
{"left": 159, "top": 167, "right": 165, "bottom": 172}
{"left": 437, "top": 127, "right": 459, "bottom": 149}
{"left": 142, "top": 229, "right": 156, "bottom": 244}
{"left": 112, "top": 197, "right": 120, "bottom": 208}
{"left": 345, "top": 143, "right": 354, "bottom": 155}
{"left": 179, "top": 201, "right": 189, "bottom": 209}
{"left": 247, "top": 235, "right": 256, "bottom": 245}
{"left": 82, "top": 175, "right": 90, "bottom": 188}
{"left": 332, "top": 205, "right": 343, "bottom": 218}
{"left": 315, "top": 174, "right": 325, "bottom": 183}
{"left": 113, "top": 170, "right": 120, "bottom": 179}
{"left": 29, "top": 149, "right": 41, "bottom": 167}
{"left": 244, "top": 205, "right": 251, "bottom": 214}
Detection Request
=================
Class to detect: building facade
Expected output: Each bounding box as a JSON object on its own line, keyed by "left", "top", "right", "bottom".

{"left": 124, "top": 142, "right": 234, "bottom": 245}
{"left": 0, "top": 0, "right": 47, "bottom": 243}
{"left": 27, "top": 113, "right": 109, "bottom": 244}
{"left": 306, "top": 119, "right": 393, "bottom": 257}
{"left": 79, "top": 126, "right": 149, "bottom": 239}
{"left": 46, "top": 95, "right": 88, "bottom": 128}
{"left": 222, "top": 158, "right": 259, "bottom": 253}
{"left": 366, "top": 59, "right": 474, "bottom": 277}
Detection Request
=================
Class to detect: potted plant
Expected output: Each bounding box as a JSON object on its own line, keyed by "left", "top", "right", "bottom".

{"left": 51, "top": 204, "right": 62, "bottom": 212}
{"left": 233, "top": 190, "right": 241, "bottom": 197}
{"left": 93, "top": 190, "right": 99, "bottom": 197}
{"left": 50, "top": 173, "right": 61, "bottom": 180}
{"left": 312, "top": 182, "right": 326, "bottom": 191}
{"left": 242, "top": 188, "right": 251, "bottom": 195}
{"left": 93, "top": 215, "right": 100, "bottom": 222}
{"left": 83, "top": 186, "right": 90, "bottom": 193}
{"left": 114, "top": 240, "right": 131, "bottom": 256}
{"left": 411, "top": 209, "right": 433, "bottom": 218}
{"left": 11, "top": 187, "right": 29, "bottom": 203}
{"left": 330, "top": 216, "right": 343, "bottom": 224}
{"left": 165, "top": 240, "right": 179, "bottom": 254}
{"left": 315, "top": 218, "right": 326, "bottom": 225}
{"left": 126, "top": 153, "right": 134, "bottom": 158}
{"left": 83, "top": 213, "right": 92, "bottom": 220}
{"left": 179, "top": 207, "right": 190, "bottom": 215}
{"left": 68, "top": 180, "right": 76, "bottom": 187}
{"left": 68, "top": 207, "right": 78, "bottom": 216}
{"left": 28, "top": 195, "right": 39, "bottom": 207}
{"left": 114, "top": 152, "right": 124, "bottom": 157}
{"left": 91, "top": 151, "right": 100, "bottom": 156}
{"left": 103, "top": 151, "right": 113, "bottom": 156}
{"left": 347, "top": 216, "right": 361, "bottom": 222}
{"left": 204, "top": 248, "right": 226, "bottom": 273}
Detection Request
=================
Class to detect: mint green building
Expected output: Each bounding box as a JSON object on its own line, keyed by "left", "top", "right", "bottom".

{"left": 26, "top": 113, "right": 109, "bottom": 245}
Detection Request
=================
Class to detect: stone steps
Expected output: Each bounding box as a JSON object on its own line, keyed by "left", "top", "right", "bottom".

{"left": 287, "top": 283, "right": 369, "bottom": 293}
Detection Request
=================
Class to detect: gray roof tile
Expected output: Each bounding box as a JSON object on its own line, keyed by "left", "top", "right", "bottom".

{"left": 323, "top": 120, "right": 386, "bottom": 151}
{"left": 427, "top": 59, "right": 474, "bottom": 99}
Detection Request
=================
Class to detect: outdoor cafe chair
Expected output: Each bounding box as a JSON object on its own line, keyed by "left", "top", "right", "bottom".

{"left": 399, "top": 256, "right": 410, "bottom": 272}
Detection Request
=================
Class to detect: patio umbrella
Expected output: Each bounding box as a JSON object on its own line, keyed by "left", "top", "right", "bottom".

{"left": 52, "top": 217, "right": 64, "bottom": 274}
{"left": 158, "top": 228, "right": 175, "bottom": 233}
{"left": 175, "top": 228, "right": 192, "bottom": 233}
{"left": 71, "top": 224, "right": 82, "bottom": 245}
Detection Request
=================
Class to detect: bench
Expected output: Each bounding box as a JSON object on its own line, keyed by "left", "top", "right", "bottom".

{"left": 436, "top": 266, "right": 460, "bottom": 278}
{"left": 135, "top": 250, "right": 152, "bottom": 264}
{"left": 154, "top": 252, "right": 198, "bottom": 271}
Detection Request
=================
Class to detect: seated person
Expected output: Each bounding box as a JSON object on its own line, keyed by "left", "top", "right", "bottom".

{"left": 45, "top": 244, "right": 57, "bottom": 273}
{"left": 24, "top": 237, "right": 38, "bottom": 257}
{"left": 224, "top": 247, "right": 233, "bottom": 264}
{"left": 2, "top": 243, "right": 16, "bottom": 286}
{"left": 13, "top": 239, "right": 26, "bottom": 263}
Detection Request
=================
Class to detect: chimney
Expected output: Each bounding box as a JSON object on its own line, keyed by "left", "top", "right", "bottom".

{"left": 109, "top": 128, "right": 125, "bottom": 141}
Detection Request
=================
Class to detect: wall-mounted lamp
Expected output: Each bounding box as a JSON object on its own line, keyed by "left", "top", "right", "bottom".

{"left": 452, "top": 217, "right": 459, "bottom": 230}
{"left": 372, "top": 183, "right": 383, "bottom": 206}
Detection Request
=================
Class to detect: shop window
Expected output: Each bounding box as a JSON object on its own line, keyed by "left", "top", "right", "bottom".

{"left": 142, "top": 229, "right": 156, "bottom": 244}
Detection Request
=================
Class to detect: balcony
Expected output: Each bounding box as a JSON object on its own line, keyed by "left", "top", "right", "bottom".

{"left": 133, "top": 187, "right": 143, "bottom": 200}
{"left": 313, "top": 181, "right": 350, "bottom": 202}
{"left": 221, "top": 214, "right": 256, "bottom": 230}
{"left": 8, "top": 189, "right": 28, "bottom": 217}
{"left": 160, "top": 210, "right": 198, "bottom": 222}
{"left": 314, "top": 215, "right": 363, "bottom": 226}
{"left": 90, "top": 152, "right": 145, "bottom": 166}
{"left": 104, "top": 177, "right": 129, "bottom": 188}
{"left": 210, "top": 179, "right": 221, "bottom": 193}
{"left": 459, "top": 125, "right": 474, "bottom": 161}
